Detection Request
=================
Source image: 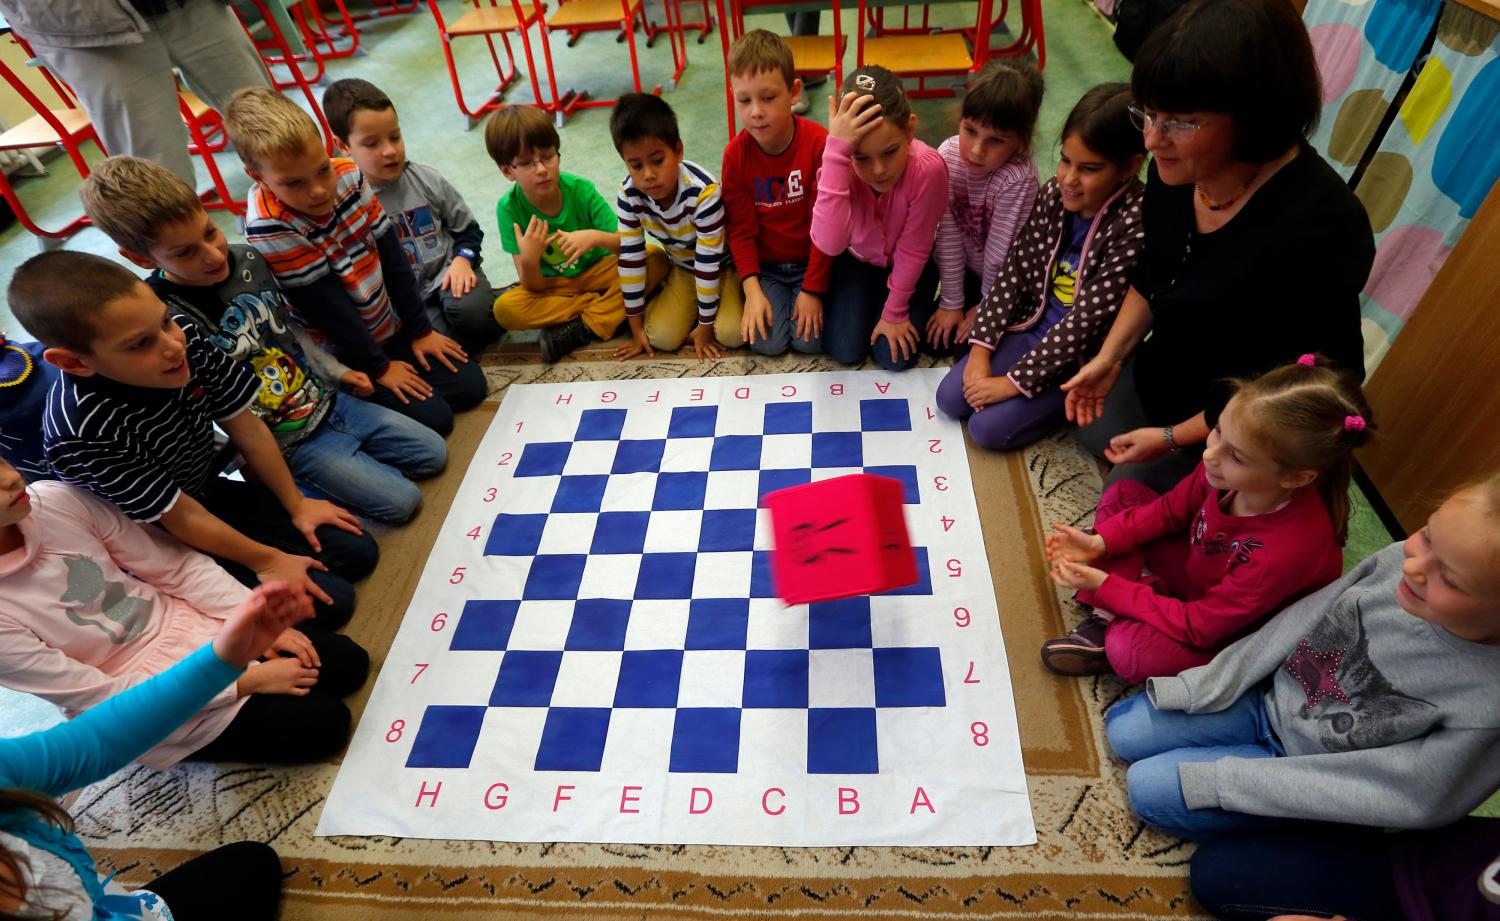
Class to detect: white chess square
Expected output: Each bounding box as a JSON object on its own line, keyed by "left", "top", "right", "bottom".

{"left": 677, "top": 650, "right": 746, "bottom": 707}
{"left": 643, "top": 510, "right": 703, "bottom": 552}
{"left": 760, "top": 433, "right": 812, "bottom": 468}
{"left": 812, "top": 396, "right": 862, "bottom": 433}
{"left": 505, "top": 600, "right": 577, "bottom": 650}
{"left": 693, "top": 548, "right": 751, "bottom": 597}
{"left": 495, "top": 475, "right": 560, "bottom": 514}
{"left": 809, "top": 466, "right": 863, "bottom": 483}
{"left": 467, "top": 706, "right": 548, "bottom": 776}
{"left": 753, "top": 507, "right": 775, "bottom": 551}
{"left": 550, "top": 651, "right": 624, "bottom": 707}
{"left": 617, "top": 404, "right": 672, "bottom": 440}
{"left": 862, "top": 428, "right": 926, "bottom": 461}
{"left": 455, "top": 555, "right": 528, "bottom": 601}
{"left": 406, "top": 649, "right": 502, "bottom": 704}
{"left": 745, "top": 598, "right": 808, "bottom": 649}
{"left": 599, "top": 708, "right": 676, "bottom": 775}
{"left": 870, "top": 596, "right": 926, "bottom": 647}
{"left": 737, "top": 708, "right": 809, "bottom": 774}
{"left": 703, "top": 470, "right": 760, "bottom": 509}
{"left": 561, "top": 440, "right": 621, "bottom": 476}
{"left": 659, "top": 437, "right": 714, "bottom": 473}
{"left": 536, "top": 512, "right": 600, "bottom": 555}
{"left": 712, "top": 395, "right": 763, "bottom": 435}
{"left": 807, "top": 648, "right": 876, "bottom": 708}
{"left": 622, "top": 600, "right": 691, "bottom": 649}
{"left": 601, "top": 472, "right": 656, "bottom": 512}
{"left": 576, "top": 553, "right": 644, "bottom": 599}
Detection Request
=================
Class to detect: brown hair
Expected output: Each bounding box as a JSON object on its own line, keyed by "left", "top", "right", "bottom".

{"left": 484, "top": 105, "right": 560, "bottom": 168}
{"left": 962, "top": 59, "right": 1044, "bottom": 153}
{"left": 727, "top": 29, "right": 796, "bottom": 88}
{"left": 1060, "top": 82, "right": 1146, "bottom": 169}
{"left": 224, "top": 87, "right": 323, "bottom": 171}
{"left": 1228, "top": 356, "right": 1375, "bottom": 545}
{"left": 8, "top": 252, "right": 144, "bottom": 355}
{"left": 79, "top": 156, "right": 203, "bottom": 256}
{"left": 322, "top": 77, "right": 394, "bottom": 141}
{"left": 0, "top": 788, "right": 77, "bottom": 921}
{"left": 839, "top": 65, "right": 912, "bottom": 130}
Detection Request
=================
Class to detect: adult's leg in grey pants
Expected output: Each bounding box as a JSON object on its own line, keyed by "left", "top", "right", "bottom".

{"left": 785, "top": 11, "right": 822, "bottom": 34}
{"left": 1076, "top": 359, "right": 1203, "bottom": 492}
{"left": 155, "top": 0, "right": 272, "bottom": 123}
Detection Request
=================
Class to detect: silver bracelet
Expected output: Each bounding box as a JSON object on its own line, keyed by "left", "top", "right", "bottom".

{"left": 1163, "top": 425, "right": 1181, "bottom": 453}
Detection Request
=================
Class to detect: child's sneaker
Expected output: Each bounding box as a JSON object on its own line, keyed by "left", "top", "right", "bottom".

{"left": 1040, "top": 614, "right": 1112, "bottom": 676}
{"left": 539, "top": 317, "right": 596, "bottom": 363}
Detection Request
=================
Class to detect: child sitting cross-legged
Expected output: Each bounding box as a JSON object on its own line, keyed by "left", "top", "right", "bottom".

{"left": 1105, "top": 467, "right": 1500, "bottom": 840}
{"left": 488, "top": 105, "right": 667, "bottom": 363}
{"left": 610, "top": 93, "right": 744, "bottom": 361}
{"left": 9, "top": 251, "right": 378, "bottom": 630}
{"left": 80, "top": 156, "right": 448, "bottom": 526}
{"left": 227, "top": 88, "right": 487, "bottom": 437}
{"left": 1041, "top": 356, "right": 1370, "bottom": 682}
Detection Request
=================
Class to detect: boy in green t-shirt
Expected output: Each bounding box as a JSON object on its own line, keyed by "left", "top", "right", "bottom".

{"left": 488, "top": 106, "right": 667, "bottom": 362}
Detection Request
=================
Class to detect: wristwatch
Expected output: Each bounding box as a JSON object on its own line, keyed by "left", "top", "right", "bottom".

{"left": 1162, "top": 425, "right": 1181, "bottom": 453}
{"left": 456, "top": 246, "right": 478, "bottom": 262}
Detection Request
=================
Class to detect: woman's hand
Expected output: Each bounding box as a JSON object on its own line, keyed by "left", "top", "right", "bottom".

{"left": 1105, "top": 427, "right": 1170, "bottom": 466}
{"left": 827, "top": 91, "right": 883, "bottom": 145}
{"left": 214, "top": 582, "right": 314, "bottom": 670}
{"left": 1045, "top": 522, "right": 1107, "bottom": 564}
{"left": 1061, "top": 356, "right": 1123, "bottom": 427}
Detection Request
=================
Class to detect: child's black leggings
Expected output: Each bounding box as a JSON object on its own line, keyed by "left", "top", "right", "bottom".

{"left": 139, "top": 840, "right": 282, "bottom": 921}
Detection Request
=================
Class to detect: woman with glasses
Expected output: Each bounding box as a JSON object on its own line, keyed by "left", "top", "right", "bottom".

{"left": 1061, "top": 0, "right": 1374, "bottom": 492}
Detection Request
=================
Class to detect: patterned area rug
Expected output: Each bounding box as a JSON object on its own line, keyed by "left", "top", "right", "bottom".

{"left": 79, "top": 344, "right": 1206, "bottom": 919}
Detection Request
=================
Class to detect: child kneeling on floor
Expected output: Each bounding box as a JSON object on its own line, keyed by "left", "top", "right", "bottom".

{"left": 1041, "top": 356, "right": 1369, "bottom": 681}
{"left": 1104, "top": 468, "right": 1500, "bottom": 840}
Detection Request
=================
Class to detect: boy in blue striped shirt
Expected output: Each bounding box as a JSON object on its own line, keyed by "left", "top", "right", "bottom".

{"left": 609, "top": 94, "right": 744, "bottom": 361}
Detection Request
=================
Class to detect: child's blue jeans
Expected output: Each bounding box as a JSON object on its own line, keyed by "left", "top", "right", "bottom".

{"left": 746, "top": 261, "right": 822, "bottom": 356}
{"left": 1105, "top": 688, "right": 1288, "bottom": 840}
{"left": 287, "top": 395, "right": 447, "bottom": 524}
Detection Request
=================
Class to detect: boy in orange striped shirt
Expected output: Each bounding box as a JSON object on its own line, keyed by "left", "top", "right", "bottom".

{"left": 227, "top": 89, "right": 486, "bottom": 437}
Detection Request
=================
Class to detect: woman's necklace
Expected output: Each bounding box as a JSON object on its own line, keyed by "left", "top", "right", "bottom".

{"left": 1195, "top": 165, "right": 1260, "bottom": 212}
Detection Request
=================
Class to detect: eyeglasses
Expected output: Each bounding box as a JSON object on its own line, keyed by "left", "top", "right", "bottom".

{"left": 1127, "top": 105, "right": 1204, "bottom": 140}
{"left": 509, "top": 149, "right": 560, "bottom": 172}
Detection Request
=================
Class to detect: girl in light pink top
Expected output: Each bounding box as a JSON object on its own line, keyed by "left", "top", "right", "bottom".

{"left": 810, "top": 65, "right": 950, "bottom": 371}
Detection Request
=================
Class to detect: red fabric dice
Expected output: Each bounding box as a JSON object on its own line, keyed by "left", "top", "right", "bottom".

{"left": 764, "top": 473, "right": 917, "bottom": 605}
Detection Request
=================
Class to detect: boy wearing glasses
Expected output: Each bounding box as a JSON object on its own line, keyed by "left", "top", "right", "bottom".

{"left": 323, "top": 79, "right": 502, "bottom": 355}
{"left": 486, "top": 106, "right": 667, "bottom": 362}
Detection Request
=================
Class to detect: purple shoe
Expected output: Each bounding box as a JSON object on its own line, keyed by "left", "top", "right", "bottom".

{"left": 1041, "top": 614, "right": 1112, "bottom": 676}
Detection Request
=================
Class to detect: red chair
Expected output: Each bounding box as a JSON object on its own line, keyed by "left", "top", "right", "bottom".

{"left": 427, "top": 0, "right": 560, "bottom": 129}
{"left": 297, "top": 0, "right": 365, "bottom": 60}
{"left": 236, "top": 0, "right": 340, "bottom": 152}
{"left": 858, "top": 0, "right": 1044, "bottom": 98}
{"left": 715, "top": 0, "right": 846, "bottom": 137}
{"left": 546, "top": 0, "right": 681, "bottom": 109}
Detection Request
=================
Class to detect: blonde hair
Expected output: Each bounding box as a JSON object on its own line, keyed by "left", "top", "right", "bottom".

{"left": 1229, "top": 356, "right": 1375, "bottom": 545}
{"left": 727, "top": 29, "right": 796, "bottom": 88}
{"left": 79, "top": 156, "right": 202, "bottom": 256}
{"left": 225, "top": 87, "right": 322, "bottom": 170}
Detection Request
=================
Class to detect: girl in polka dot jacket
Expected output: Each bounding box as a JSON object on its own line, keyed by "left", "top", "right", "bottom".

{"left": 936, "top": 83, "right": 1145, "bottom": 452}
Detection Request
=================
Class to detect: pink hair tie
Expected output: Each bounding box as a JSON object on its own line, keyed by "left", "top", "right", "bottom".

{"left": 1344, "top": 415, "right": 1366, "bottom": 432}
{"left": 1297, "top": 354, "right": 1317, "bottom": 367}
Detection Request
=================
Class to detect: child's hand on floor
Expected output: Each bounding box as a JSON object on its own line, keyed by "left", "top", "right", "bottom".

{"left": 262, "top": 627, "right": 320, "bottom": 668}
{"left": 514, "top": 216, "right": 550, "bottom": 265}
{"left": 1046, "top": 522, "right": 1107, "bottom": 563}
{"left": 964, "top": 374, "right": 1019, "bottom": 410}
{"left": 925, "top": 308, "right": 966, "bottom": 351}
{"left": 411, "top": 330, "right": 470, "bottom": 374}
{"left": 215, "top": 582, "right": 313, "bottom": 670}
{"left": 828, "top": 91, "right": 883, "bottom": 145}
{"left": 1104, "top": 427, "right": 1170, "bottom": 466}
{"left": 872, "top": 318, "right": 919, "bottom": 363}
{"left": 237, "top": 654, "right": 319, "bottom": 697}
{"left": 1051, "top": 558, "right": 1107, "bottom": 591}
{"left": 443, "top": 256, "right": 477, "bottom": 298}
{"left": 376, "top": 360, "right": 434, "bottom": 404}
{"left": 255, "top": 550, "right": 334, "bottom": 607}
{"left": 741, "top": 289, "right": 773, "bottom": 346}
{"left": 290, "top": 497, "right": 363, "bottom": 553}
{"left": 339, "top": 370, "right": 373, "bottom": 397}
{"left": 691, "top": 324, "right": 722, "bottom": 362}
{"left": 793, "top": 292, "right": 823, "bottom": 342}
{"left": 615, "top": 320, "right": 654, "bottom": 361}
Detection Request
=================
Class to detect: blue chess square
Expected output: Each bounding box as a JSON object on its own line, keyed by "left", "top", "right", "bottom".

{"left": 552, "top": 475, "right": 608, "bottom": 513}
{"left": 758, "top": 468, "right": 811, "bottom": 505}
{"left": 484, "top": 513, "right": 547, "bottom": 556}
{"left": 590, "top": 511, "right": 650, "bottom": 554}
{"left": 809, "top": 596, "right": 873, "bottom": 649}
{"left": 698, "top": 509, "right": 756, "bottom": 552}
{"left": 743, "top": 650, "right": 809, "bottom": 707}
{"left": 685, "top": 598, "right": 749, "bottom": 649}
{"left": 669, "top": 708, "right": 741, "bottom": 773}
{"left": 489, "top": 650, "right": 563, "bottom": 706}
{"left": 880, "top": 547, "right": 933, "bottom": 596}
{"left": 668, "top": 405, "right": 717, "bottom": 438}
{"left": 565, "top": 599, "right": 632, "bottom": 650}
{"left": 808, "top": 708, "right": 879, "bottom": 773}
{"left": 514, "top": 441, "right": 571, "bottom": 477}
{"left": 635, "top": 552, "right": 697, "bottom": 599}
{"left": 406, "top": 705, "right": 488, "bottom": 768}
{"left": 750, "top": 549, "right": 776, "bottom": 598}
{"left": 710, "top": 435, "right": 762, "bottom": 470}
{"left": 614, "top": 649, "right": 683, "bottom": 707}
{"left": 859, "top": 399, "right": 911, "bottom": 432}
{"left": 575, "top": 408, "right": 626, "bottom": 441}
{"left": 523, "top": 554, "right": 586, "bottom": 600}
{"left": 450, "top": 599, "right": 519, "bottom": 651}
{"left": 812, "top": 431, "right": 863, "bottom": 468}
{"left": 612, "top": 439, "right": 665, "bottom": 474}
{"left": 535, "top": 707, "right": 612, "bottom": 771}
{"left": 764, "top": 401, "right": 812, "bottom": 434}
{"left": 874, "top": 647, "right": 947, "bottom": 707}
{"left": 865, "top": 464, "right": 920, "bottom": 504}
{"left": 653, "top": 471, "right": 708, "bottom": 510}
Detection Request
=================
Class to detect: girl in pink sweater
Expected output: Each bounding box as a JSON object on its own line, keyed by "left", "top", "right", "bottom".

{"left": 0, "top": 457, "right": 368, "bottom": 768}
{"left": 1040, "top": 357, "right": 1374, "bottom": 682}
{"left": 810, "top": 65, "right": 949, "bottom": 371}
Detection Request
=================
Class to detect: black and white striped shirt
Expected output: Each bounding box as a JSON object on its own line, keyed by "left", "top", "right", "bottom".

{"left": 43, "top": 318, "right": 259, "bottom": 522}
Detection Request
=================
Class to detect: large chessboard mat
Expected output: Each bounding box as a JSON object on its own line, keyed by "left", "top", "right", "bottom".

{"left": 316, "top": 369, "right": 1035, "bottom": 846}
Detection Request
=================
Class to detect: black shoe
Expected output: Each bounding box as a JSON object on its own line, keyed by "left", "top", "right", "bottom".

{"left": 539, "top": 317, "right": 596, "bottom": 363}
{"left": 1040, "top": 614, "right": 1112, "bottom": 676}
